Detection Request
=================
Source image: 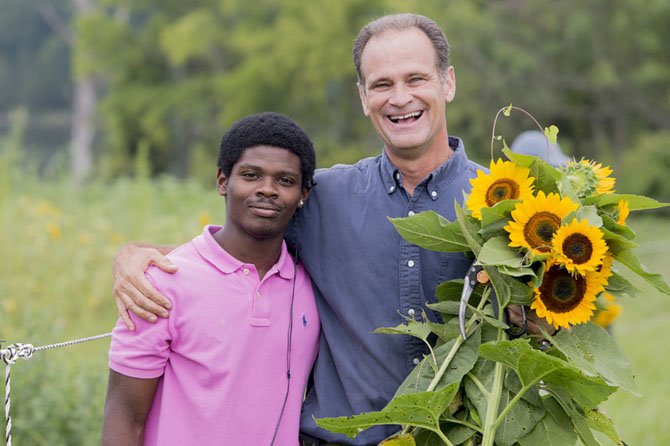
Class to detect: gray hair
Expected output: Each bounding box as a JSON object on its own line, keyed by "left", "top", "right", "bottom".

{"left": 352, "top": 13, "right": 451, "bottom": 87}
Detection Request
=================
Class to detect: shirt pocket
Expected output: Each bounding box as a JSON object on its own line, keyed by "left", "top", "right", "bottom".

{"left": 422, "top": 252, "right": 472, "bottom": 302}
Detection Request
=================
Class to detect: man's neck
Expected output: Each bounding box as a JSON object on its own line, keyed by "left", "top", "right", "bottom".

{"left": 385, "top": 141, "right": 454, "bottom": 196}
{"left": 213, "top": 228, "right": 283, "bottom": 279}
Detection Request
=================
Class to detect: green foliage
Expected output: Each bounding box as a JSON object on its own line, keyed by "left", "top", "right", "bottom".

{"left": 317, "top": 383, "right": 461, "bottom": 443}
{"left": 617, "top": 131, "right": 670, "bottom": 203}
{"left": 0, "top": 108, "right": 28, "bottom": 201}
{"left": 0, "top": 1, "right": 72, "bottom": 110}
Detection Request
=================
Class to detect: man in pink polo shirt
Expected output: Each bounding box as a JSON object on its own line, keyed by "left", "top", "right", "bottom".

{"left": 101, "top": 112, "right": 320, "bottom": 446}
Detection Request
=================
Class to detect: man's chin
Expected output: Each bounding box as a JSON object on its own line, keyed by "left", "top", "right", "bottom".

{"left": 246, "top": 225, "right": 284, "bottom": 241}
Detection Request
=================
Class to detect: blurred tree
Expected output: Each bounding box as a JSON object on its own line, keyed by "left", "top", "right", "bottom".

{"left": 0, "top": 0, "right": 71, "bottom": 110}
{"left": 34, "top": 0, "right": 99, "bottom": 184}
{"left": 449, "top": 0, "right": 670, "bottom": 163}
{"left": 66, "top": 0, "right": 670, "bottom": 181}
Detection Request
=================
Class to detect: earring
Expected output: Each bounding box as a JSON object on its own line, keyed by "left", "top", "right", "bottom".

{"left": 298, "top": 200, "right": 304, "bottom": 207}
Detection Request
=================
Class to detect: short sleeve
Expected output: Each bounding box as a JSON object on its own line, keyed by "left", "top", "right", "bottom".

{"left": 108, "top": 272, "right": 173, "bottom": 379}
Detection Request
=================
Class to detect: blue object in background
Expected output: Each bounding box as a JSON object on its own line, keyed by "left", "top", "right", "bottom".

{"left": 510, "top": 130, "right": 570, "bottom": 167}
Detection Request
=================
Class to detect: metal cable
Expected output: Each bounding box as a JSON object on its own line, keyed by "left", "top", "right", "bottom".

{"left": 1, "top": 333, "right": 111, "bottom": 446}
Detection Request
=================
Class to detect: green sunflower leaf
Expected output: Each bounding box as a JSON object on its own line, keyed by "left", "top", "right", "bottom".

{"left": 497, "top": 264, "right": 536, "bottom": 278}
{"left": 427, "top": 318, "right": 461, "bottom": 343}
{"left": 455, "top": 201, "right": 484, "bottom": 255}
{"left": 549, "top": 323, "right": 637, "bottom": 394}
{"left": 375, "top": 320, "right": 433, "bottom": 344}
{"left": 544, "top": 387, "right": 600, "bottom": 446}
{"left": 605, "top": 271, "right": 641, "bottom": 298}
{"left": 571, "top": 205, "right": 603, "bottom": 227}
{"left": 395, "top": 328, "right": 481, "bottom": 396}
{"left": 464, "top": 360, "right": 544, "bottom": 446}
{"left": 481, "top": 200, "right": 517, "bottom": 227}
{"left": 485, "top": 266, "right": 512, "bottom": 308}
{"left": 582, "top": 193, "right": 669, "bottom": 211}
{"left": 503, "top": 147, "right": 561, "bottom": 194}
{"left": 494, "top": 380, "right": 545, "bottom": 445}
{"left": 544, "top": 125, "right": 559, "bottom": 144}
{"left": 389, "top": 211, "right": 469, "bottom": 253}
{"left": 600, "top": 213, "right": 635, "bottom": 240}
{"left": 503, "top": 103, "right": 513, "bottom": 116}
{"left": 612, "top": 248, "right": 670, "bottom": 296}
{"left": 315, "top": 381, "right": 461, "bottom": 439}
{"left": 601, "top": 227, "right": 637, "bottom": 252}
{"left": 585, "top": 409, "right": 623, "bottom": 444}
{"left": 427, "top": 300, "right": 464, "bottom": 317}
{"left": 517, "top": 397, "right": 579, "bottom": 446}
{"left": 478, "top": 236, "right": 524, "bottom": 268}
{"left": 479, "top": 339, "right": 616, "bottom": 408}
{"left": 379, "top": 433, "right": 416, "bottom": 446}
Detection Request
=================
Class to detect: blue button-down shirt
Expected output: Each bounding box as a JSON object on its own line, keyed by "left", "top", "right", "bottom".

{"left": 289, "top": 137, "right": 482, "bottom": 445}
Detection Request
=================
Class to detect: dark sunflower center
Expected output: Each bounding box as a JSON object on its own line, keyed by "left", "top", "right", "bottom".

{"left": 485, "top": 179, "right": 519, "bottom": 207}
{"left": 562, "top": 233, "right": 593, "bottom": 264}
{"left": 539, "top": 266, "right": 586, "bottom": 313}
{"left": 523, "top": 212, "right": 561, "bottom": 252}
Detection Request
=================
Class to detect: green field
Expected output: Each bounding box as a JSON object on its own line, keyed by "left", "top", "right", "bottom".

{"left": 1, "top": 174, "right": 668, "bottom": 445}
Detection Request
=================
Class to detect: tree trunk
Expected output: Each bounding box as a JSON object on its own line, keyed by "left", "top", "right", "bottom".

{"left": 70, "top": 74, "right": 96, "bottom": 184}
{"left": 70, "top": 0, "right": 96, "bottom": 185}
{"left": 36, "top": 0, "right": 97, "bottom": 185}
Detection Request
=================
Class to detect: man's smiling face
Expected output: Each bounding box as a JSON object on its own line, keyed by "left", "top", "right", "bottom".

{"left": 358, "top": 27, "right": 455, "bottom": 161}
{"left": 218, "top": 145, "right": 306, "bottom": 242}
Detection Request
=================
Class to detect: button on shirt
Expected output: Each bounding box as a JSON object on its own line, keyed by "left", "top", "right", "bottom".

{"left": 290, "top": 136, "right": 481, "bottom": 445}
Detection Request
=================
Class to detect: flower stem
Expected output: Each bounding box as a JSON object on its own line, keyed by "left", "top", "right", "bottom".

{"left": 436, "top": 429, "right": 455, "bottom": 446}
{"left": 399, "top": 295, "right": 488, "bottom": 438}
{"left": 481, "top": 328, "right": 507, "bottom": 446}
{"left": 426, "top": 292, "right": 487, "bottom": 393}
{"left": 466, "top": 372, "right": 490, "bottom": 399}
{"left": 492, "top": 383, "right": 532, "bottom": 429}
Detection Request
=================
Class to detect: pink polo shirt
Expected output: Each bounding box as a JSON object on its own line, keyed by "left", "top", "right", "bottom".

{"left": 109, "top": 226, "right": 320, "bottom": 446}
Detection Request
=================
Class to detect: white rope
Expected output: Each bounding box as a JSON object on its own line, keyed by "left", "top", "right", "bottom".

{"left": 1, "top": 333, "right": 111, "bottom": 446}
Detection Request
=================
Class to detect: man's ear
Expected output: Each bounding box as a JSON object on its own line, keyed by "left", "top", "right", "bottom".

{"left": 297, "top": 188, "right": 309, "bottom": 208}
{"left": 443, "top": 66, "right": 456, "bottom": 104}
{"left": 358, "top": 83, "right": 370, "bottom": 116}
{"left": 216, "top": 168, "right": 228, "bottom": 196}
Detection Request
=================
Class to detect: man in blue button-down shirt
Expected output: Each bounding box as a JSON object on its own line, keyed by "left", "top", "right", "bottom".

{"left": 113, "top": 13, "right": 483, "bottom": 445}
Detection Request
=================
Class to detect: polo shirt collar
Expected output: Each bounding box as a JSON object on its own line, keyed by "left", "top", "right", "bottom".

{"left": 193, "top": 225, "right": 295, "bottom": 280}
{"left": 380, "top": 136, "right": 467, "bottom": 199}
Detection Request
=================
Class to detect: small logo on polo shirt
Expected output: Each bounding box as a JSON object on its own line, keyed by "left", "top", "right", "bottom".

{"left": 302, "top": 314, "right": 307, "bottom": 327}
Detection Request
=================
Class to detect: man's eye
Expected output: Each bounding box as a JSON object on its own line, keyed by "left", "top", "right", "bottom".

{"left": 278, "top": 177, "right": 296, "bottom": 186}
{"left": 371, "top": 82, "right": 391, "bottom": 90}
{"left": 241, "top": 172, "right": 259, "bottom": 179}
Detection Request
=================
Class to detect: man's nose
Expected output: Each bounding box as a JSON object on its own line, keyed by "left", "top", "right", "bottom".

{"left": 388, "top": 83, "right": 412, "bottom": 107}
{"left": 256, "top": 178, "right": 279, "bottom": 197}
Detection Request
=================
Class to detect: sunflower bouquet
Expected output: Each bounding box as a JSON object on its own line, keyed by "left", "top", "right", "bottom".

{"left": 316, "top": 107, "right": 670, "bottom": 446}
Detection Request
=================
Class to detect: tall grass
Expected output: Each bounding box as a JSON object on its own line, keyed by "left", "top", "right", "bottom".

{"left": 1, "top": 148, "right": 223, "bottom": 443}
{"left": 1, "top": 150, "right": 669, "bottom": 444}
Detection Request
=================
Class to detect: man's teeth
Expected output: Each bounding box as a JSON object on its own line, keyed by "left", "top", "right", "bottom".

{"left": 390, "top": 111, "right": 421, "bottom": 122}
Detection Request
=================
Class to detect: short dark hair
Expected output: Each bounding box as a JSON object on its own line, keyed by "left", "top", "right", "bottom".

{"left": 353, "top": 13, "right": 450, "bottom": 87}
{"left": 218, "top": 112, "right": 316, "bottom": 189}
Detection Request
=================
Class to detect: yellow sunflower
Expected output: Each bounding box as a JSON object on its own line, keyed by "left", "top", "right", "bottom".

{"left": 616, "top": 199, "right": 629, "bottom": 225}
{"left": 531, "top": 261, "right": 606, "bottom": 330}
{"left": 552, "top": 219, "right": 608, "bottom": 275}
{"left": 593, "top": 293, "right": 622, "bottom": 328}
{"left": 596, "top": 252, "right": 614, "bottom": 283}
{"left": 562, "top": 159, "right": 616, "bottom": 197}
{"left": 504, "top": 191, "right": 579, "bottom": 256}
{"left": 466, "top": 159, "right": 535, "bottom": 220}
